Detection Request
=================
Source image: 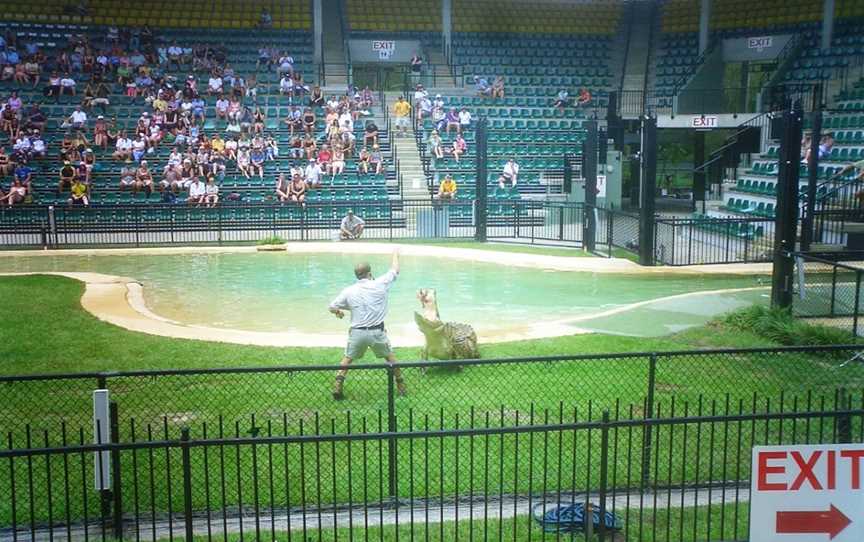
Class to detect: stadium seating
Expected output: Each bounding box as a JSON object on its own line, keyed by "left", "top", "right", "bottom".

{"left": 0, "top": 0, "right": 311, "bottom": 29}
{"left": 453, "top": 0, "right": 620, "bottom": 35}
{"left": 346, "top": 0, "right": 442, "bottom": 33}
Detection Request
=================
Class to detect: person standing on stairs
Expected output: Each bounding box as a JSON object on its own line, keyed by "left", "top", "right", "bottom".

{"left": 393, "top": 96, "right": 411, "bottom": 137}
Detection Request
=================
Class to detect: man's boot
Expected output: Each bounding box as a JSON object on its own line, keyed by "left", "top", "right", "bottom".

{"left": 395, "top": 377, "right": 407, "bottom": 397}
{"left": 332, "top": 375, "right": 345, "bottom": 400}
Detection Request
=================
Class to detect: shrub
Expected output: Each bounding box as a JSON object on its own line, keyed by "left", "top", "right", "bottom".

{"left": 722, "top": 305, "right": 857, "bottom": 346}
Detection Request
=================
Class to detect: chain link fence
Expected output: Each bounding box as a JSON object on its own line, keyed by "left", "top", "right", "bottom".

{"left": 792, "top": 252, "right": 864, "bottom": 338}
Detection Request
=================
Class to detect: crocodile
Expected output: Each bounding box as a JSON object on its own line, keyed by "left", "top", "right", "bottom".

{"left": 414, "top": 288, "right": 480, "bottom": 365}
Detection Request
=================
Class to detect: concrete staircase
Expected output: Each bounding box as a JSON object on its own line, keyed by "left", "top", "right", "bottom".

{"left": 424, "top": 47, "right": 458, "bottom": 89}
{"left": 382, "top": 91, "right": 429, "bottom": 232}
{"left": 321, "top": 0, "right": 348, "bottom": 88}
{"left": 618, "top": 1, "right": 655, "bottom": 117}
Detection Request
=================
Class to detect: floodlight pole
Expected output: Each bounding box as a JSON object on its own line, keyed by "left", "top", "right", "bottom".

{"left": 771, "top": 104, "right": 803, "bottom": 308}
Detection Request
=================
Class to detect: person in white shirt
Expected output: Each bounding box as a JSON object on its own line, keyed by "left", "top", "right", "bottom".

{"left": 60, "top": 76, "right": 76, "bottom": 95}
{"left": 204, "top": 176, "right": 219, "bottom": 207}
{"left": 208, "top": 75, "right": 223, "bottom": 95}
{"left": 304, "top": 159, "right": 323, "bottom": 188}
{"left": 187, "top": 176, "right": 206, "bottom": 205}
{"left": 62, "top": 107, "right": 88, "bottom": 130}
{"left": 499, "top": 158, "right": 519, "bottom": 189}
{"left": 278, "top": 54, "right": 294, "bottom": 76}
{"left": 458, "top": 108, "right": 472, "bottom": 130}
{"left": 338, "top": 111, "right": 353, "bottom": 132}
{"left": 328, "top": 248, "right": 406, "bottom": 399}
{"left": 113, "top": 133, "right": 133, "bottom": 161}
{"left": 279, "top": 76, "right": 293, "bottom": 95}
{"left": 167, "top": 44, "right": 183, "bottom": 69}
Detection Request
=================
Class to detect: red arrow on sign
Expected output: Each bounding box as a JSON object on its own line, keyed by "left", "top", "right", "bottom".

{"left": 776, "top": 504, "right": 852, "bottom": 539}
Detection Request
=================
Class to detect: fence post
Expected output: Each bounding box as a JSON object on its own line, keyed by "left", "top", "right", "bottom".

{"left": 607, "top": 210, "right": 613, "bottom": 257}
{"left": 386, "top": 365, "right": 398, "bottom": 498}
{"left": 597, "top": 410, "right": 611, "bottom": 542}
{"left": 109, "top": 402, "right": 123, "bottom": 540}
{"left": 836, "top": 388, "right": 853, "bottom": 444}
{"left": 180, "top": 427, "right": 194, "bottom": 541}
{"left": 854, "top": 272, "right": 861, "bottom": 338}
{"left": 641, "top": 353, "right": 657, "bottom": 488}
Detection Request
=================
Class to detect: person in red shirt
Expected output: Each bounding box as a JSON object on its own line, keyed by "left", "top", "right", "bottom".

{"left": 317, "top": 144, "right": 333, "bottom": 175}
{"left": 576, "top": 88, "right": 592, "bottom": 108}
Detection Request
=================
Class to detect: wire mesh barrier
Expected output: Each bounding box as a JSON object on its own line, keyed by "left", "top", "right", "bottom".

{"left": 1, "top": 398, "right": 863, "bottom": 542}
{"left": 792, "top": 252, "right": 864, "bottom": 338}
{"left": 653, "top": 217, "right": 776, "bottom": 266}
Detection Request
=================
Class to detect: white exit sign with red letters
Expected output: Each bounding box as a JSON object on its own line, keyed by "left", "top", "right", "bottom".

{"left": 750, "top": 444, "right": 863, "bottom": 541}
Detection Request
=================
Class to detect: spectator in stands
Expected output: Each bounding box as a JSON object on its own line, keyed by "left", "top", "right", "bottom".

{"left": 339, "top": 126, "right": 356, "bottom": 158}
{"left": 186, "top": 176, "right": 206, "bottom": 206}
{"left": 278, "top": 53, "right": 294, "bottom": 76}
{"left": 451, "top": 133, "right": 467, "bottom": 163}
{"left": 818, "top": 134, "right": 834, "bottom": 160}
{"left": 60, "top": 73, "right": 76, "bottom": 95}
{"left": 131, "top": 135, "right": 147, "bottom": 162}
{"left": 1, "top": 106, "right": 18, "bottom": 140}
{"left": 576, "top": 88, "right": 592, "bottom": 108}
{"left": 419, "top": 95, "right": 433, "bottom": 121}
{"left": 331, "top": 144, "right": 345, "bottom": 181}
{"left": 68, "top": 178, "right": 89, "bottom": 206}
{"left": 445, "top": 108, "right": 460, "bottom": 136}
{"left": 25, "top": 103, "right": 46, "bottom": 132}
{"left": 363, "top": 120, "right": 379, "bottom": 147}
{"left": 309, "top": 85, "right": 325, "bottom": 107}
{"left": 83, "top": 78, "right": 110, "bottom": 114}
{"left": 23, "top": 57, "right": 40, "bottom": 88}
{"left": 44, "top": 72, "right": 61, "bottom": 100}
{"left": 339, "top": 210, "right": 364, "bottom": 240}
{"left": 250, "top": 147, "right": 266, "bottom": 180}
{"left": 113, "top": 131, "right": 133, "bottom": 161}
{"left": 237, "top": 148, "right": 252, "bottom": 179}
{"left": 58, "top": 160, "right": 77, "bottom": 193}
{"left": 413, "top": 84, "right": 427, "bottom": 110}
{"left": 458, "top": 107, "right": 472, "bottom": 133}
{"left": 438, "top": 174, "right": 457, "bottom": 200}
{"left": 203, "top": 175, "right": 219, "bottom": 207}
{"left": 491, "top": 76, "right": 505, "bottom": 99}
{"left": 30, "top": 132, "right": 45, "bottom": 159}
{"left": 0, "top": 146, "right": 10, "bottom": 177}
{"left": 304, "top": 158, "right": 323, "bottom": 188}
{"left": 302, "top": 108, "right": 316, "bottom": 137}
{"left": 135, "top": 160, "right": 154, "bottom": 195}
{"left": 473, "top": 76, "right": 492, "bottom": 98}
{"left": 427, "top": 130, "right": 444, "bottom": 160}
{"left": 275, "top": 173, "right": 290, "bottom": 202}
{"left": 279, "top": 73, "right": 294, "bottom": 97}
{"left": 284, "top": 106, "right": 302, "bottom": 137}
{"left": 370, "top": 144, "right": 384, "bottom": 175}
{"left": 215, "top": 95, "right": 229, "bottom": 121}
{"left": 62, "top": 106, "right": 88, "bottom": 131}
{"left": 553, "top": 89, "right": 570, "bottom": 112}
{"left": 14, "top": 159, "right": 32, "bottom": 194}
{"left": 410, "top": 53, "right": 423, "bottom": 80}
{"left": 317, "top": 144, "right": 333, "bottom": 175}
{"left": 289, "top": 173, "right": 307, "bottom": 206}
{"left": 253, "top": 106, "right": 266, "bottom": 134}
{"left": 119, "top": 164, "right": 136, "bottom": 192}
{"left": 498, "top": 158, "right": 519, "bottom": 189}
{"left": 0, "top": 179, "right": 26, "bottom": 206}
{"left": 357, "top": 146, "right": 371, "bottom": 176}
{"left": 393, "top": 96, "right": 411, "bottom": 137}
{"left": 92, "top": 116, "right": 109, "bottom": 150}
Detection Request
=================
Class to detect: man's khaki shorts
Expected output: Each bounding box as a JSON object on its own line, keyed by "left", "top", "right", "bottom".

{"left": 345, "top": 327, "right": 393, "bottom": 360}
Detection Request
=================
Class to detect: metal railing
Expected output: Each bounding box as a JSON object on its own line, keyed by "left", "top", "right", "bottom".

{"left": 792, "top": 251, "right": 864, "bottom": 337}
{"left": 1, "top": 345, "right": 863, "bottom": 541}
{"left": 654, "top": 216, "right": 776, "bottom": 266}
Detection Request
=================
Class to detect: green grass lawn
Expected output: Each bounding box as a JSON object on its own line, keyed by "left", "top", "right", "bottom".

{"left": 1, "top": 274, "right": 861, "bottom": 530}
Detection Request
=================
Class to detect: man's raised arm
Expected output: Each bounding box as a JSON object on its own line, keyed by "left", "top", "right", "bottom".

{"left": 391, "top": 248, "right": 400, "bottom": 274}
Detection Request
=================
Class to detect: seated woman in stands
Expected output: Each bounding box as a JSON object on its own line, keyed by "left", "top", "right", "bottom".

{"left": 331, "top": 143, "right": 346, "bottom": 181}
{"left": 93, "top": 115, "right": 109, "bottom": 151}
{"left": 237, "top": 148, "right": 252, "bottom": 179}
{"left": 357, "top": 146, "right": 371, "bottom": 176}
{"left": 303, "top": 134, "right": 317, "bottom": 161}
{"left": 204, "top": 176, "right": 219, "bottom": 207}
{"left": 288, "top": 173, "right": 307, "bottom": 206}
{"left": 451, "top": 133, "right": 467, "bottom": 163}
{"left": 553, "top": 89, "right": 570, "bottom": 112}
{"left": 317, "top": 144, "right": 333, "bottom": 175}
{"left": 250, "top": 147, "right": 266, "bottom": 180}
{"left": 0, "top": 179, "right": 26, "bottom": 206}
{"left": 134, "top": 160, "right": 154, "bottom": 196}
{"left": 445, "top": 108, "right": 461, "bottom": 136}
{"left": 576, "top": 88, "right": 592, "bottom": 108}
{"left": 491, "top": 76, "right": 505, "bottom": 99}
{"left": 309, "top": 85, "right": 325, "bottom": 107}
{"left": 427, "top": 130, "right": 444, "bottom": 160}
{"left": 253, "top": 106, "right": 266, "bottom": 134}
{"left": 370, "top": 144, "right": 384, "bottom": 176}
{"left": 302, "top": 108, "right": 316, "bottom": 137}
{"left": 275, "top": 172, "right": 291, "bottom": 202}
{"left": 0, "top": 147, "right": 11, "bottom": 177}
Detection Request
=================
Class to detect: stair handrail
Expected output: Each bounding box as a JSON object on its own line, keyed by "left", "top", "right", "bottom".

{"left": 693, "top": 110, "right": 776, "bottom": 174}
{"left": 617, "top": 2, "right": 634, "bottom": 94}
{"left": 670, "top": 38, "right": 719, "bottom": 99}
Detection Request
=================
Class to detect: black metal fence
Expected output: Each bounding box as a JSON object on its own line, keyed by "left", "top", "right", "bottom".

{"left": 792, "top": 251, "right": 864, "bottom": 337}
{"left": 654, "top": 216, "right": 776, "bottom": 266}
{"left": 1, "top": 388, "right": 862, "bottom": 542}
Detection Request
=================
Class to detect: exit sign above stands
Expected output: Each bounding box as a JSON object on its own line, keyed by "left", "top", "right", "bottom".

{"left": 748, "top": 36, "right": 774, "bottom": 51}
{"left": 691, "top": 116, "right": 718, "bottom": 129}
{"left": 750, "top": 444, "right": 864, "bottom": 541}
